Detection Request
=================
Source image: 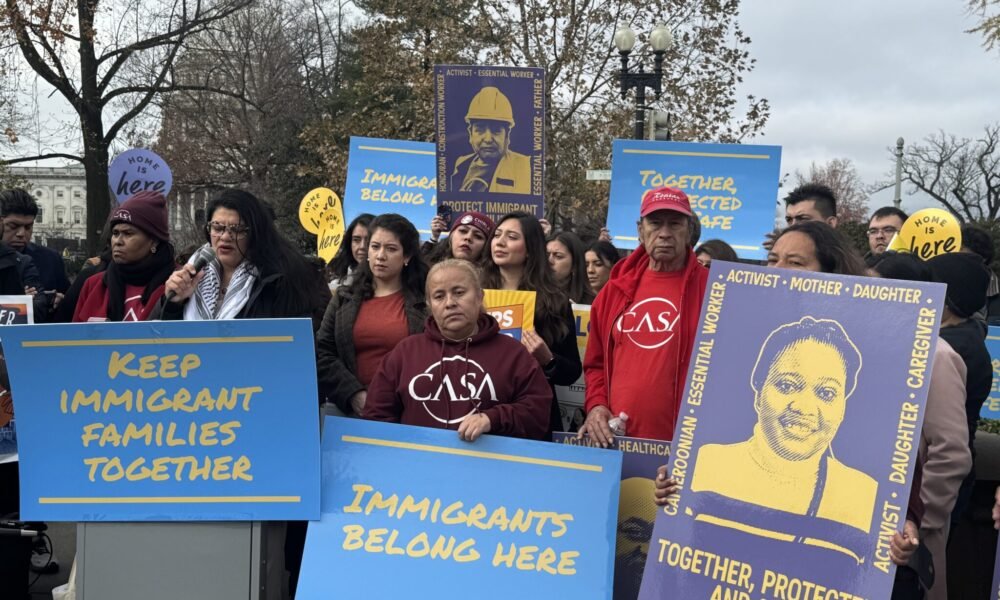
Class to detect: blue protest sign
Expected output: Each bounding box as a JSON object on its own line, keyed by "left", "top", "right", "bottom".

{"left": 343, "top": 137, "right": 437, "bottom": 239}
{"left": 639, "top": 262, "right": 945, "bottom": 600}
{"left": 108, "top": 148, "right": 173, "bottom": 204}
{"left": 980, "top": 326, "right": 1000, "bottom": 419}
{"left": 297, "top": 418, "right": 621, "bottom": 599}
{"left": 434, "top": 65, "right": 545, "bottom": 222}
{"left": 607, "top": 140, "right": 782, "bottom": 260}
{"left": 2, "top": 319, "right": 320, "bottom": 521}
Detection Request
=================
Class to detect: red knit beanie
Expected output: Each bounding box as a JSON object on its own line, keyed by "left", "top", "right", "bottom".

{"left": 109, "top": 191, "right": 170, "bottom": 242}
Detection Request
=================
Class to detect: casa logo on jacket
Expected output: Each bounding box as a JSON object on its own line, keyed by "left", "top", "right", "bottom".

{"left": 407, "top": 355, "right": 498, "bottom": 424}
{"left": 616, "top": 297, "right": 679, "bottom": 349}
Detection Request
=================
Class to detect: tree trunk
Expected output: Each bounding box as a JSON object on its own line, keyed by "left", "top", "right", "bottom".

{"left": 81, "top": 112, "right": 109, "bottom": 256}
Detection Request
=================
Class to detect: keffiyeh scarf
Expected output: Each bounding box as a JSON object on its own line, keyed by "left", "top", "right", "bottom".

{"left": 182, "top": 245, "right": 259, "bottom": 321}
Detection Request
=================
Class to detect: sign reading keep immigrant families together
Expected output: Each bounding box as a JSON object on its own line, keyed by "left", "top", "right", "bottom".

{"left": 639, "top": 261, "right": 945, "bottom": 600}
{"left": 3, "top": 319, "right": 321, "bottom": 522}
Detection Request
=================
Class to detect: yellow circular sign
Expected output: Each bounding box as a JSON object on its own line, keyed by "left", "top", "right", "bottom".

{"left": 317, "top": 204, "right": 346, "bottom": 264}
{"left": 298, "top": 187, "right": 341, "bottom": 235}
{"left": 887, "top": 208, "right": 962, "bottom": 260}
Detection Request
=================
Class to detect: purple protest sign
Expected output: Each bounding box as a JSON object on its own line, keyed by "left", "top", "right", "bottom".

{"left": 108, "top": 148, "right": 173, "bottom": 204}
{"left": 639, "top": 261, "right": 946, "bottom": 600}
{"left": 554, "top": 433, "right": 669, "bottom": 600}
{"left": 433, "top": 65, "right": 544, "bottom": 222}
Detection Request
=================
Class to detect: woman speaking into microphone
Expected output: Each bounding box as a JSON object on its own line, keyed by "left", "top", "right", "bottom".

{"left": 160, "top": 189, "right": 326, "bottom": 322}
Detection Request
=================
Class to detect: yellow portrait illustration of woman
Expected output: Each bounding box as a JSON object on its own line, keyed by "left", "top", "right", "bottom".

{"left": 690, "top": 317, "right": 876, "bottom": 561}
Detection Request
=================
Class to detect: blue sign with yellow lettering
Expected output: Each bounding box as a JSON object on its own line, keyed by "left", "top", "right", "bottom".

{"left": 980, "top": 326, "right": 1000, "bottom": 419}
{"left": 2, "top": 319, "right": 321, "bottom": 521}
{"left": 607, "top": 140, "right": 782, "bottom": 260}
{"left": 297, "top": 418, "right": 621, "bottom": 599}
{"left": 344, "top": 136, "right": 437, "bottom": 239}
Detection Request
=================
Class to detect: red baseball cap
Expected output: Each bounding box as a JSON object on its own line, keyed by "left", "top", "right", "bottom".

{"left": 640, "top": 186, "right": 693, "bottom": 218}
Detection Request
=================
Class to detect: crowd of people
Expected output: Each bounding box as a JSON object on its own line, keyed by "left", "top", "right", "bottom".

{"left": 0, "top": 178, "right": 996, "bottom": 598}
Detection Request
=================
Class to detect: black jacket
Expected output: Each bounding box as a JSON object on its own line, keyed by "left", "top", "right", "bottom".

{"left": 0, "top": 244, "right": 25, "bottom": 295}
{"left": 24, "top": 243, "right": 70, "bottom": 293}
{"left": 158, "top": 272, "right": 329, "bottom": 323}
{"left": 315, "top": 288, "right": 427, "bottom": 413}
{"left": 540, "top": 300, "right": 583, "bottom": 433}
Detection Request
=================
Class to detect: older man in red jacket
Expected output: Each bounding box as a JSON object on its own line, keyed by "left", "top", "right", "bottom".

{"left": 580, "top": 187, "right": 708, "bottom": 444}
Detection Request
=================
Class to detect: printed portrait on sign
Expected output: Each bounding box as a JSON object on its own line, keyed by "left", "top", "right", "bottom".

{"left": 690, "top": 316, "right": 876, "bottom": 561}
{"left": 451, "top": 87, "right": 531, "bottom": 195}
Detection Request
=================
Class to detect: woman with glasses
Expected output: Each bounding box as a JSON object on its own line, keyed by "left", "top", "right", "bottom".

{"left": 161, "top": 189, "right": 328, "bottom": 322}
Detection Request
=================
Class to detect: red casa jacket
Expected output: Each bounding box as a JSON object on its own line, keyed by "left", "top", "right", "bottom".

{"left": 364, "top": 313, "right": 552, "bottom": 440}
{"left": 583, "top": 246, "right": 708, "bottom": 440}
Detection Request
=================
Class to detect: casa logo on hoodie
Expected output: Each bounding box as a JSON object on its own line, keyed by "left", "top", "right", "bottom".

{"left": 615, "top": 297, "right": 679, "bottom": 349}
{"left": 407, "top": 355, "right": 499, "bottom": 424}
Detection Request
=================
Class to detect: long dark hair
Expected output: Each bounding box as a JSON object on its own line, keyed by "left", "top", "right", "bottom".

{"left": 483, "top": 212, "right": 569, "bottom": 344}
{"left": 776, "top": 221, "right": 867, "bottom": 276}
{"left": 548, "top": 231, "right": 594, "bottom": 304}
{"left": 695, "top": 239, "right": 738, "bottom": 262}
{"left": 329, "top": 213, "right": 374, "bottom": 279}
{"left": 206, "top": 189, "right": 320, "bottom": 316}
{"left": 346, "top": 213, "right": 428, "bottom": 304}
{"left": 587, "top": 240, "right": 621, "bottom": 268}
{"left": 426, "top": 227, "right": 490, "bottom": 267}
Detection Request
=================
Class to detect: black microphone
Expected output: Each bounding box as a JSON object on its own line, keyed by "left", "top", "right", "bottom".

{"left": 165, "top": 245, "right": 216, "bottom": 303}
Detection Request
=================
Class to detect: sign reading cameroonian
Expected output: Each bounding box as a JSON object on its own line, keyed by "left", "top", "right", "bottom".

{"left": 639, "top": 261, "right": 946, "bottom": 599}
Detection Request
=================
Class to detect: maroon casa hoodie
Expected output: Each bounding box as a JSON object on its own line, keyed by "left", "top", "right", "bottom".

{"left": 363, "top": 313, "right": 552, "bottom": 440}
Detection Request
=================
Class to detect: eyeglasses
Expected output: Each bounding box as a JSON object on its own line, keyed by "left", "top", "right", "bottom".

{"left": 866, "top": 226, "right": 899, "bottom": 237}
{"left": 208, "top": 221, "right": 250, "bottom": 239}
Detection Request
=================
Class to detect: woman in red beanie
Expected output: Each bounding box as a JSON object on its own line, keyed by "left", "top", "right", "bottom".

{"left": 425, "top": 210, "right": 494, "bottom": 266}
{"left": 73, "top": 191, "right": 175, "bottom": 322}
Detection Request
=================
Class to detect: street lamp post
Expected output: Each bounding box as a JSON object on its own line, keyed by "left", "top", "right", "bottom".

{"left": 893, "top": 137, "right": 904, "bottom": 208}
{"left": 614, "top": 24, "right": 673, "bottom": 140}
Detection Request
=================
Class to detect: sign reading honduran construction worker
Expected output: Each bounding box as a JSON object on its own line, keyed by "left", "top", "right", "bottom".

{"left": 639, "top": 261, "right": 946, "bottom": 600}
{"left": 607, "top": 140, "right": 782, "bottom": 260}
{"left": 555, "top": 304, "right": 590, "bottom": 428}
{"left": 343, "top": 136, "right": 438, "bottom": 239}
{"left": 483, "top": 289, "right": 536, "bottom": 341}
{"left": 2, "top": 319, "right": 321, "bottom": 521}
{"left": 554, "top": 433, "right": 669, "bottom": 600}
{"left": 108, "top": 148, "right": 173, "bottom": 204}
{"left": 980, "top": 326, "right": 1000, "bottom": 419}
{"left": 886, "top": 207, "right": 962, "bottom": 260}
{"left": 0, "top": 295, "right": 33, "bottom": 464}
{"left": 434, "top": 65, "right": 545, "bottom": 222}
{"left": 296, "top": 418, "right": 621, "bottom": 600}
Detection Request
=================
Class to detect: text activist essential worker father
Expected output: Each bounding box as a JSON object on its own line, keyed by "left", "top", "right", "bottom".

{"left": 690, "top": 316, "right": 877, "bottom": 541}
{"left": 450, "top": 86, "right": 531, "bottom": 194}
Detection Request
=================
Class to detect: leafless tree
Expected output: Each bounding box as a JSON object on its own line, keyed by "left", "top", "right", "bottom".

{"left": 1, "top": 0, "right": 256, "bottom": 253}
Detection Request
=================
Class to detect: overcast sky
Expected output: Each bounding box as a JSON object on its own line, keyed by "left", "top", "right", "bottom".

{"left": 11, "top": 0, "right": 999, "bottom": 218}
{"left": 739, "top": 0, "right": 1000, "bottom": 213}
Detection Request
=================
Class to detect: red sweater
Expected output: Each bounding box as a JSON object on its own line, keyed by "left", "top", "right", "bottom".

{"left": 73, "top": 276, "right": 165, "bottom": 322}
{"left": 364, "top": 313, "right": 553, "bottom": 440}
{"left": 584, "top": 247, "right": 708, "bottom": 441}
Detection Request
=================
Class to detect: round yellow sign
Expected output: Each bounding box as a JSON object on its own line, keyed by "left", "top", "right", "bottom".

{"left": 887, "top": 207, "right": 962, "bottom": 260}
{"left": 317, "top": 204, "right": 346, "bottom": 264}
{"left": 299, "top": 187, "right": 341, "bottom": 235}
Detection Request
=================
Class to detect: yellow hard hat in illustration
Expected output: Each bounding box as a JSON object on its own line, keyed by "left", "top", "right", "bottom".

{"left": 465, "top": 87, "right": 515, "bottom": 127}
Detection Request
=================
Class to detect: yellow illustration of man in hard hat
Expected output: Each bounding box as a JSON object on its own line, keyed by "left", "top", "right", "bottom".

{"left": 451, "top": 87, "right": 532, "bottom": 194}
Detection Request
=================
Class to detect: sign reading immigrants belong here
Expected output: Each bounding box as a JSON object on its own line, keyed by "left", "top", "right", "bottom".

{"left": 3, "top": 319, "right": 321, "bottom": 521}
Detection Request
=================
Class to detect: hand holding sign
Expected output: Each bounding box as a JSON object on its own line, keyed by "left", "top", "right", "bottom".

{"left": 887, "top": 208, "right": 962, "bottom": 259}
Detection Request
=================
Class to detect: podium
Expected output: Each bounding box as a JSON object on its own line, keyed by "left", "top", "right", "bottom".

{"left": 76, "top": 521, "right": 286, "bottom": 599}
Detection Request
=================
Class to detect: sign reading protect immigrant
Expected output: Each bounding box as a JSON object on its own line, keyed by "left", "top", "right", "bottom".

{"left": 639, "top": 262, "right": 946, "bottom": 600}
{"left": 3, "top": 319, "right": 321, "bottom": 521}
{"left": 434, "top": 65, "right": 545, "bottom": 222}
